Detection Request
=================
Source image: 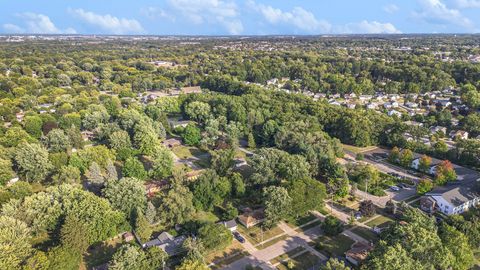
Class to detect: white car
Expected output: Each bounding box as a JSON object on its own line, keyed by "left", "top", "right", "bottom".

{"left": 390, "top": 186, "right": 400, "bottom": 191}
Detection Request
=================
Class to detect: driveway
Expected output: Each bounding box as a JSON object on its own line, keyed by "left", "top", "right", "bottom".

{"left": 222, "top": 225, "right": 326, "bottom": 270}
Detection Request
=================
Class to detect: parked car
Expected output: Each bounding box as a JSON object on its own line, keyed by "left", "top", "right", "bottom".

{"left": 233, "top": 231, "right": 245, "bottom": 243}
{"left": 354, "top": 212, "right": 362, "bottom": 220}
{"left": 390, "top": 186, "right": 400, "bottom": 191}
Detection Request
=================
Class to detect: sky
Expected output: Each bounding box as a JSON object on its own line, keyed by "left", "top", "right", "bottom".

{"left": 1, "top": 0, "right": 480, "bottom": 35}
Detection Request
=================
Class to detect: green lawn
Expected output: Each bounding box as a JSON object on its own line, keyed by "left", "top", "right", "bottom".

{"left": 285, "top": 213, "right": 318, "bottom": 228}
{"left": 270, "top": 246, "right": 305, "bottom": 265}
{"left": 341, "top": 144, "right": 378, "bottom": 154}
{"left": 171, "top": 145, "right": 207, "bottom": 159}
{"left": 83, "top": 236, "right": 124, "bottom": 269}
{"left": 351, "top": 227, "right": 379, "bottom": 243}
{"left": 276, "top": 251, "right": 322, "bottom": 270}
{"left": 313, "top": 234, "right": 355, "bottom": 257}
{"left": 365, "top": 215, "right": 394, "bottom": 228}
{"left": 236, "top": 225, "right": 284, "bottom": 246}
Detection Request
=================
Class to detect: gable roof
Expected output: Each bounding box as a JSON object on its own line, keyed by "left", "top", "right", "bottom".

{"left": 428, "top": 183, "right": 480, "bottom": 207}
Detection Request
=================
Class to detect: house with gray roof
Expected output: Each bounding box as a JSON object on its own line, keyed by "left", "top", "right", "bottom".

{"left": 142, "top": 232, "right": 186, "bottom": 256}
{"left": 426, "top": 182, "right": 480, "bottom": 215}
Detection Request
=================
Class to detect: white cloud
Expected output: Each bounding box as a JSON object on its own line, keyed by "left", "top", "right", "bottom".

{"left": 141, "top": 7, "right": 175, "bottom": 21}
{"left": 8, "top": 13, "right": 76, "bottom": 34}
{"left": 455, "top": 0, "right": 480, "bottom": 8}
{"left": 414, "top": 0, "right": 473, "bottom": 28}
{"left": 69, "top": 9, "right": 144, "bottom": 34}
{"left": 165, "top": 0, "right": 243, "bottom": 34}
{"left": 3, "top": 23, "right": 25, "bottom": 33}
{"left": 383, "top": 4, "right": 400, "bottom": 13}
{"left": 248, "top": 1, "right": 331, "bottom": 33}
{"left": 340, "top": 20, "right": 402, "bottom": 34}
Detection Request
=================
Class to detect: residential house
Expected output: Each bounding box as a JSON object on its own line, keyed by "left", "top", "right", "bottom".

{"left": 426, "top": 182, "right": 480, "bottom": 215}
{"left": 420, "top": 196, "right": 437, "bottom": 214}
{"left": 405, "top": 102, "right": 418, "bottom": 109}
{"left": 123, "top": 232, "right": 135, "bottom": 242}
{"left": 388, "top": 110, "right": 401, "bottom": 117}
{"left": 366, "top": 103, "right": 377, "bottom": 110}
{"left": 238, "top": 208, "right": 265, "bottom": 228}
{"left": 435, "top": 99, "right": 452, "bottom": 108}
{"left": 81, "top": 131, "right": 95, "bottom": 142}
{"left": 142, "top": 232, "right": 186, "bottom": 256}
{"left": 168, "top": 118, "right": 193, "bottom": 129}
{"left": 16, "top": 111, "right": 25, "bottom": 122}
{"left": 219, "top": 219, "right": 237, "bottom": 232}
{"left": 430, "top": 126, "right": 447, "bottom": 135}
{"left": 359, "top": 95, "right": 373, "bottom": 102}
{"left": 163, "top": 138, "right": 182, "bottom": 149}
{"left": 186, "top": 169, "right": 204, "bottom": 181}
{"left": 345, "top": 242, "right": 374, "bottom": 266}
{"left": 145, "top": 180, "right": 168, "bottom": 198}
{"left": 403, "top": 120, "right": 423, "bottom": 127}
{"left": 449, "top": 130, "right": 469, "bottom": 140}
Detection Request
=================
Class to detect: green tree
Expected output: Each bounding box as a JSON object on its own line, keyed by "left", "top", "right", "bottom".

{"left": 122, "top": 157, "right": 147, "bottom": 181}
{"left": 185, "top": 101, "right": 211, "bottom": 123}
{"left": 24, "top": 115, "right": 43, "bottom": 138}
{"left": 182, "top": 123, "right": 201, "bottom": 146}
{"left": 60, "top": 214, "right": 89, "bottom": 254}
{"left": 363, "top": 242, "right": 421, "bottom": 270}
{"left": 198, "top": 223, "right": 233, "bottom": 252}
{"left": 263, "top": 186, "right": 292, "bottom": 228}
{"left": 321, "top": 216, "right": 344, "bottom": 236}
{"left": 134, "top": 208, "right": 153, "bottom": 243}
{"left": 400, "top": 149, "right": 414, "bottom": 168}
{"left": 14, "top": 142, "right": 52, "bottom": 182}
{"left": 417, "top": 178, "right": 433, "bottom": 194}
{"left": 286, "top": 177, "right": 326, "bottom": 218}
{"left": 0, "top": 158, "right": 15, "bottom": 186}
{"left": 176, "top": 259, "right": 209, "bottom": 270}
{"left": 103, "top": 177, "right": 147, "bottom": 218}
{"left": 151, "top": 145, "right": 173, "bottom": 179}
{"left": 323, "top": 258, "right": 351, "bottom": 270}
{"left": 0, "top": 216, "right": 33, "bottom": 269}
{"left": 43, "top": 128, "right": 70, "bottom": 152}
{"left": 109, "top": 244, "right": 146, "bottom": 270}
{"left": 157, "top": 182, "right": 195, "bottom": 227}
{"left": 418, "top": 155, "right": 432, "bottom": 173}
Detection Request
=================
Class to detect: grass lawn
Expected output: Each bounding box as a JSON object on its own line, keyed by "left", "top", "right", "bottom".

{"left": 270, "top": 246, "right": 306, "bottom": 265}
{"left": 341, "top": 144, "right": 378, "bottom": 154}
{"left": 313, "top": 234, "right": 355, "bottom": 257}
{"left": 236, "top": 225, "right": 284, "bottom": 246}
{"left": 83, "top": 236, "right": 124, "bottom": 269}
{"left": 276, "top": 251, "right": 322, "bottom": 270}
{"left": 171, "top": 145, "right": 207, "bottom": 159}
{"left": 365, "top": 215, "right": 394, "bottom": 228}
{"left": 295, "top": 220, "right": 322, "bottom": 233}
{"left": 206, "top": 241, "right": 245, "bottom": 265}
{"left": 259, "top": 234, "right": 289, "bottom": 249}
{"left": 286, "top": 213, "right": 318, "bottom": 228}
{"left": 192, "top": 211, "right": 219, "bottom": 224}
{"left": 351, "top": 227, "right": 379, "bottom": 243}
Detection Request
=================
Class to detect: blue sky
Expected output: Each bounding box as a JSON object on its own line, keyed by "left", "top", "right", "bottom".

{"left": 1, "top": 0, "right": 480, "bottom": 35}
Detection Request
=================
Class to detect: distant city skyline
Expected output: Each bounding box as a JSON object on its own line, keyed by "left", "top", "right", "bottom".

{"left": 1, "top": 0, "right": 480, "bottom": 35}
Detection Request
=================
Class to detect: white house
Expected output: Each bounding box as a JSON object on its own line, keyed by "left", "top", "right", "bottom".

{"left": 450, "top": 130, "right": 469, "bottom": 140}
{"left": 426, "top": 184, "right": 480, "bottom": 215}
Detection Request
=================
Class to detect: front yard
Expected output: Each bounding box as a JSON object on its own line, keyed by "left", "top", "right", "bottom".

{"left": 365, "top": 215, "right": 394, "bottom": 229}
{"left": 236, "top": 224, "right": 285, "bottom": 247}
{"left": 276, "top": 251, "right": 322, "bottom": 270}
{"left": 350, "top": 227, "right": 379, "bottom": 243}
{"left": 312, "top": 234, "right": 355, "bottom": 257}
